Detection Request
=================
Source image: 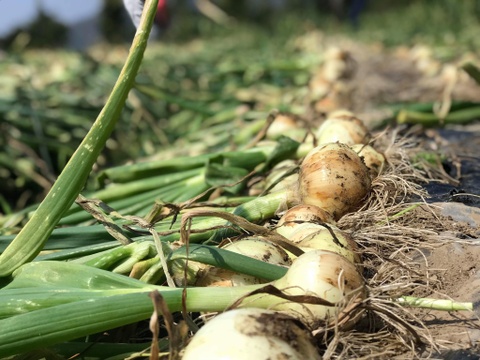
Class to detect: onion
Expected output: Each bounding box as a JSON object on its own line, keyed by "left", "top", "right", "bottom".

{"left": 170, "top": 258, "right": 207, "bottom": 286}
{"left": 351, "top": 144, "right": 385, "bottom": 179}
{"left": 264, "top": 159, "right": 299, "bottom": 193}
{"left": 182, "top": 308, "right": 321, "bottom": 360}
{"left": 277, "top": 221, "right": 326, "bottom": 241}
{"left": 196, "top": 238, "right": 291, "bottom": 287}
{"left": 294, "top": 226, "right": 361, "bottom": 264}
{"left": 266, "top": 113, "right": 303, "bottom": 140}
{"left": 277, "top": 221, "right": 360, "bottom": 265}
{"left": 278, "top": 203, "right": 335, "bottom": 225}
{"left": 322, "top": 47, "right": 355, "bottom": 82}
{"left": 270, "top": 249, "right": 365, "bottom": 328}
{"left": 315, "top": 113, "right": 370, "bottom": 145}
{"left": 276, "top": 204, "right": 336, "bottom": 239}
{"left": 299, "top": 143, "right": 371, "bottom": 220}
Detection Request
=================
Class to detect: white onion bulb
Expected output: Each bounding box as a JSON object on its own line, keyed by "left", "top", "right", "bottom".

{"left": 295, "top": 226, "right": 361, "bottom": 264}
{"left": 277, "top": 221, "right": 325, "bottom": 241}
{"left": 270, "top": 249, "right": 365, "bottom": 328}
{"left": 275, "top": 204, "right": 335, "bottom": 238}
{"left": 182, "top": 308, "right": 321, "bottom": 360}
{"left": 315, "top": 113, "right": 370, "bottom": 145}
{"left": 299, "top": 143, "right": 371, "bottom": 220}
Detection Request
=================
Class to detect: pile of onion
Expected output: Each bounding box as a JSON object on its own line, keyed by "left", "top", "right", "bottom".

{"left": 181, "top": 111, "right": 388, "bottom": 356}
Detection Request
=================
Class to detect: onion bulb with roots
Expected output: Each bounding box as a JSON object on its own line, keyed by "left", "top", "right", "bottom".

{"left": 299, "top": 142, "right": 371, "bottom": 220}
{"left": 266, "top": 249, "right": 365, "bottom": 328}
{"left": 315, "top": 112, "right": 370, "bottom": 145}
{"left": 350, "top": 144, "right": 386, "bottom": 179}
{"left": 196, "top": 237, "right": 291, "bottom": 287}
{"left": 182, "top": 308, "right": 321, "bottom": 360}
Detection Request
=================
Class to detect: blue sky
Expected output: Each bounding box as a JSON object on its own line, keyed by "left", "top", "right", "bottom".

{"left": 0, "top": 0, "right": 104, "bottom": 37}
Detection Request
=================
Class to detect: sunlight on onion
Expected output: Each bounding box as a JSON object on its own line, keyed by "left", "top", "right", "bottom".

{"left": 299, "top": 143, "right": 371, "bottom": 220}
{"left": 182, "top": 308, "right": 321, "bottom": 360}
{"left": 270, "top": 249, "right": 365, "bottom": 328}
{"left": 197, "top": 238, "right": 291, "bottom": 287}
{"left": 315, "top": 112, "right": 370, "bottom": 145}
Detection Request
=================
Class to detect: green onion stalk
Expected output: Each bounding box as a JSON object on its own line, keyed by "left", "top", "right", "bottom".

{"left": 0, "top": 0, "right": 160, "bottom": 277}
{"left": 0, "top": 256, "right": 474, "bottom": 357}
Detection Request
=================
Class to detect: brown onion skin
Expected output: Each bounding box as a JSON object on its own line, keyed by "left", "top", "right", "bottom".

{"left": 351, "top": 144, "right": 385, "bottom": 179}
{"left": 299, "top": 143, "right": 371, "bottom": 221}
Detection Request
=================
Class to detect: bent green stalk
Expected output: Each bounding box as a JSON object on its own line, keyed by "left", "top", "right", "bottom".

{"left": 0, "top": 0, "right": 159, "bottom": 277}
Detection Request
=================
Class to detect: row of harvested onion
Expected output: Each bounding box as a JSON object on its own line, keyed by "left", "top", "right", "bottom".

{"left": 181, "top": 111, "right": 386, "bottom": 359}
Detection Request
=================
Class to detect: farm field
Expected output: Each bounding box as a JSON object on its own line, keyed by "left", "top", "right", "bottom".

{"left": 0, "top": 1, "right": 479, "bottom": 358}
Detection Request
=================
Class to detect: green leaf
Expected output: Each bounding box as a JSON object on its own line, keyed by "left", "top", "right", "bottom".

{"left": 169, "top": 244, "right": 288, "bottom": 281}
{"left": 205, "top": 161, "right": 248, "bottom": 194}
{"left": 263, "top": 136, "right": 300, "bottom": 169}
{"left": 0, "top": 1, "right": 161, "bottom": 277}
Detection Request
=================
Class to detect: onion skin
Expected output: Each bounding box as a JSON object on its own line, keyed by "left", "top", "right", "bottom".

{"left": 299, "top": 143, "right": 371, "bottom": 220}
{"left": 264, "top": 159, "right": 299, "bottom": 193}
{"left": 266, "top": 113, "right": 303, "bottom": 140}
{"left": 196, "top": 238, "right": 291, "bottom": 287}
{"left": 276, "top": 221, "right": 325, "bottom": 240}
{"left": 316, "top": 114, "right": 370, "bottom": 145}
{"left": 280, "top": 222, "right": 361, "bottom": 265}
{"left": 295, "top": 226, "right": 361, "bottom": 264}
{"left": 271, "top": 249, "right": 365, "bottom": 328}
{"left": 182, "top": 308, "right": 322, "bottom": 360}
{"left": 275, "top": 204, "right": 335, "bottom": 239}
{"left": 278, "top": 204, "right": 336, "bottom": 227}
{"left": 351, "top": 144, "right": 386, "bottom": 179}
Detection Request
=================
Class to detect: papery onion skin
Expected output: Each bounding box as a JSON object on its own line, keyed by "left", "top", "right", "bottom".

{"left": 281, "top": 222, "right": 360, "bottom": 266}
{"left": 271, "top": 249, "right": 365, "bottom": 328}
{"left": 351, "top": 144, "right": 386, "bottom": 179}
{"left": 182, "top": 308, "right": 322, "bottom": 360}
{"left": 299, "top": 143, "right": 371, "bottom": 220}
{"left": 296, "top": 227, "right": 361, "bottom": 264}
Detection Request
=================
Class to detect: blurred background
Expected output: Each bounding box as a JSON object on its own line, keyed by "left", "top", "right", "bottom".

{"left": 0, "top": 0, "right": 479, "bottom": 49}
{"left": 0, "top": 0, "right": 479, "bottom": 213}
